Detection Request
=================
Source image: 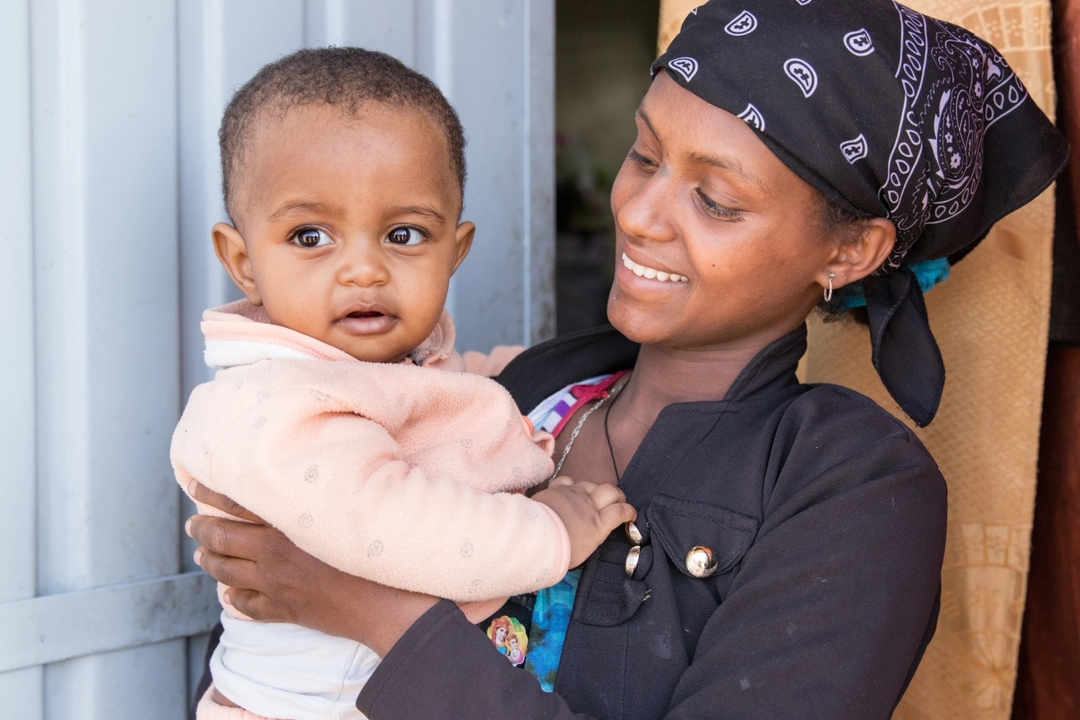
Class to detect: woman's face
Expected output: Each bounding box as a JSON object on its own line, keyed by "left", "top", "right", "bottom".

{"left": 608, "top": 72, "right": 838, "bottom": 351}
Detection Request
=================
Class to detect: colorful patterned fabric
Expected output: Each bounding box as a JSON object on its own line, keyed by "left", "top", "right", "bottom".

{"left": 523, "top": 569, "right": 581, "bottom": 692}
{"left": 521, "top": 372, "right": 624, "bottom": 691}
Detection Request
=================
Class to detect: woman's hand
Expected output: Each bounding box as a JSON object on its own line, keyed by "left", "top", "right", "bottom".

{"left": 185, "top": 481, "right": 437, "bottom": 656}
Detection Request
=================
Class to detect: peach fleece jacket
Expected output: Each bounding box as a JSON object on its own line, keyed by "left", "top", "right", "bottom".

{"left": 172, "top": 300, "right": 569, "bottom": 606}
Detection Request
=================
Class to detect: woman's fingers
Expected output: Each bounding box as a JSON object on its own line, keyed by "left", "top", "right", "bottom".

{"left": 224, "top": 588, "right": 291, "bottom": 624}
{"left": 549, "top": 475, "right": 575, "bottom": 488}
{"left": 194, "top": 544, "right": 260, "bottom": 590}
{"left": 187, "top": 480, "right": 266, "bottom": 524}
{"left": 187, "top": 514, "right": 274, "bottom": 562}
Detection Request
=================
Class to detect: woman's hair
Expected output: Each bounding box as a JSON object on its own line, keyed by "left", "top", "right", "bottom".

{"left": 814, "top": 190, "right": 874, "bottom": 323}
{"left": 814, "top": 190, "right": 872, "bottom": 248}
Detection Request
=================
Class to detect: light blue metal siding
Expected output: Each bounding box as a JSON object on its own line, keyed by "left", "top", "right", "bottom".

{"left": 0, "top": 1, "right": 554, "bottom": 717}
{"left": 0, "top": 0, "right": 41, "bottom": 716}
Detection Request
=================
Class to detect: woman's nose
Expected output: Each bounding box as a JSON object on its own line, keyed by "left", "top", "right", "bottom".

{"left": 337, "top": 242, "right": 390, "bottom": 287}
{"left": 614, "top": 174, "right": 676, "bottom": 245}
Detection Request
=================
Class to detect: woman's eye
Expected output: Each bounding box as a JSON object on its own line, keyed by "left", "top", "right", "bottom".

{"left": 628, "top": 148, "right": 657, "bottom": 169}
{"left": 292, "top": 228, "right": 332, "bottom": 248}
{"left": 386, "top": 227, "right": 425, "bottom": 246}
{"left": 696, "top": 189, "right": 743, "bottom": 222}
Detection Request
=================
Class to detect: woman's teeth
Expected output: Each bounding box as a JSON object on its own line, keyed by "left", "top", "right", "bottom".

{"left": 622, "top": 253, "right": 688, "bottom": 283}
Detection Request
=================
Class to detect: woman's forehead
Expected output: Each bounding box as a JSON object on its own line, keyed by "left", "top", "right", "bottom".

{"left": 637, "top": 73, "right": 793, "bottom": 196}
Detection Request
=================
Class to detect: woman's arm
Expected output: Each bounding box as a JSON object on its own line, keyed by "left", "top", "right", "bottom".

{"left": 186, "top": 480, "right": 633, "bottom": 655}
{"left": 186, "top": 481, "right": 437, "bottom": 655}
{"left": 186, "top": 483, "right": 588, "bottom": 718}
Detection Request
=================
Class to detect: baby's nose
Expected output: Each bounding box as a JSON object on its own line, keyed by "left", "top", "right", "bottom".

{"left": 337, "top": 244, "right": 390, "bottom": 287}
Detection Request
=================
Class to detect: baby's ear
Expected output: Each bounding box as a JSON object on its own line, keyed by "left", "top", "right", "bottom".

{"left": 451, "top": 220, "right": 476, "bottom": 273}
{"left": 212, "top": 222, "right": 262, "bottom": 305}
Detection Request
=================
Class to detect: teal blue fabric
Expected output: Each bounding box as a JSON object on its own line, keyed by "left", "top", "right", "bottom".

{"left": 835, "top": 257, "right": 951, "bottom": 310}
{"left": 523, "top": 569, "right": 581, "bottom": 692}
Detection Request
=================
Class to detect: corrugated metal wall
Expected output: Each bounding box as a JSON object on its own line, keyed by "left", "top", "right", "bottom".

{"left": 0, "top": 1, "right": 553, "bottom": 717}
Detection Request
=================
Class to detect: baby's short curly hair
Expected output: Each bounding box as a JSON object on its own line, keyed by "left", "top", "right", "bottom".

{"left": 219, "top": 47, "right": 467, "bottom": 221}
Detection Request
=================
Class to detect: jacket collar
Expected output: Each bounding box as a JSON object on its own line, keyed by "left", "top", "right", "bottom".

{"left": 722, "top": 324, "right": 806, "bottom": 402}
{"left": 497, "top": 324, "right": 807, "bottom": 412}
{"left": 200, "top": 299, "right": 465, "bottom": 371}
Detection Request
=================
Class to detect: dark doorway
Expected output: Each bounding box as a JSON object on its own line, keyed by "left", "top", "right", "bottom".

{"left": 555, "top": 0, "right": 660, "bottom": 334}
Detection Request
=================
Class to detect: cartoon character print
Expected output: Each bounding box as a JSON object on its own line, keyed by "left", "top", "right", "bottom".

{"left": 487, "top": 615, "right": 529, "bottom": 667}
{"left": 506, "top": 633, "right": 526, "bottom": 666}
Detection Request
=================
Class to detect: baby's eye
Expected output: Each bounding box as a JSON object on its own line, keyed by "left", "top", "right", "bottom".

{"left": 292, "top": 228, "right": 333, "bottom": 248}
{"left": 386, "top": 227, "right": 425, "bottom": 246}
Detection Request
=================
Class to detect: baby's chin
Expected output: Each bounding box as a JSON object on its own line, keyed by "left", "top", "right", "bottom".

{"left": 329, "top": 329, "right": 429, "bottom": 365}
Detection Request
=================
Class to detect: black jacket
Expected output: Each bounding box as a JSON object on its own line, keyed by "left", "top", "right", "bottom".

{"left": 356, "top": 324, "right": 947, "bottom": 719}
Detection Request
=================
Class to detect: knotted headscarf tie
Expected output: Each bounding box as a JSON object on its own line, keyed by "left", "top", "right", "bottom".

{"left": 654, "top": 0, "right": 1068, "bottom": 426}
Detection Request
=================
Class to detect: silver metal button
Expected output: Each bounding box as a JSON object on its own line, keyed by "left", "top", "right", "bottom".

{"left": 625, "top": 545, "right": 641, "bottom": 578}
{"left": 685, "top": 545, "right": 718, "bottom": 578}
{"left": 625, "top": 521, "right": 643, "bottom": 545}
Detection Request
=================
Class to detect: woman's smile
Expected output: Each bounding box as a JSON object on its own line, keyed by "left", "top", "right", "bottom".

{"left": 620, "top": 252, "right": 689, "bottom": 283}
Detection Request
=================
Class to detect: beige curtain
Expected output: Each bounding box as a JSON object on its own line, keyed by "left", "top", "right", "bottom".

{"left": 657, "top": 3, "right": 1057, "bottom": 719}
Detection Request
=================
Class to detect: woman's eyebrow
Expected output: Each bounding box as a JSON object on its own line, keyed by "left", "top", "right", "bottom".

{"left": 636, "top": 107, "right": 660, "bottom": 139}
{"left": 687, "top": 152, "right": 770, "bottom": 195}
{"left": 637, "top": 107, "right": 770, "bottom": 195}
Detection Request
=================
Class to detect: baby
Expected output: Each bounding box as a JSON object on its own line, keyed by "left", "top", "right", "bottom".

{"left": 171, "top": 48, "right": 632, "bottom": 720}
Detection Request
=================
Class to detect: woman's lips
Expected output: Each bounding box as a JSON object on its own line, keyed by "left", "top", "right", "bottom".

{"left": 621, "top": 252, "right": 689, "bottom": 283}
{"left": 335, "top": 311, "right": 397, "bottom": 335}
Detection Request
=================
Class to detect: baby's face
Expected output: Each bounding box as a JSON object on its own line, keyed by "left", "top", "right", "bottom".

{"left": 216, "top": 102, "right": 473, "bottom": 363}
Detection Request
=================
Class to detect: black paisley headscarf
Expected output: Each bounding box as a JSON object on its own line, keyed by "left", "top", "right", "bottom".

{"left": 653, "top": 0, "right": 1068, "bottom": 426}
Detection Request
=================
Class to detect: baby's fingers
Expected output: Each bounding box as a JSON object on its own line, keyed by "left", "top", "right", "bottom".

{"left": 597, "top": 502, "right": 637, "bottom": 532}
{"left": 589, "top": 482, "right": 628, "bottom": 509}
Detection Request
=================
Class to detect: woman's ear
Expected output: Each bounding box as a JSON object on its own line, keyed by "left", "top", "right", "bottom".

{"left": 451, "top": 220, "right": 476, "bottom": 273}
{"left": 821, "top": 218, "right": 897, "bottom": 291}
{"left": 212, "top": 222, "right": 263, "bottom": 305}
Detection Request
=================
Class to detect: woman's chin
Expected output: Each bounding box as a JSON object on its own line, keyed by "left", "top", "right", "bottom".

{"left": 606, "top": 300, "right": 679, "bottom": 346}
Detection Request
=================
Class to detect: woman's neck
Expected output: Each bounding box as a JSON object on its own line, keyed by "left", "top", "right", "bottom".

{"left": 620, "top": 343, "right": 757, "bottom": 421}
{"left": 557, "top": 325, "right": 802, "bottom": 486}
{"left": 609, "top": 328, "right": 794, "bottom": 457}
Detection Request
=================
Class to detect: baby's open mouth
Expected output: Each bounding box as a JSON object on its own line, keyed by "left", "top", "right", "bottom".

{"left": 336, "top": 307, "right": 396, "bottom": 335}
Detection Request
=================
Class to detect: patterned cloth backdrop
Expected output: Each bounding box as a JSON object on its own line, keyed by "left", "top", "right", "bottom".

{"left": 657, "top": 2, "right": 1058, "bottom": 719}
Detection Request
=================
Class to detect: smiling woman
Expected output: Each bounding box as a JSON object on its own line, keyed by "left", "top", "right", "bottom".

{"left": 185, "top": 3, "right": 1067, "bottom": 719}
{"left": 606, "top": 74, "right": 895, "bottom": 353}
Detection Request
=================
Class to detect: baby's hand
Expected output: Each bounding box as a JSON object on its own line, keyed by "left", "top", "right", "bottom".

{"left": 533, "top": 477, "right": 637, "bottom": 569}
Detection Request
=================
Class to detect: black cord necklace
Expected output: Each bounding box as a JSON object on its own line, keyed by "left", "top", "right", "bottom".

{"left": 603, "top": 375, "right": 629, "bottom": 482}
